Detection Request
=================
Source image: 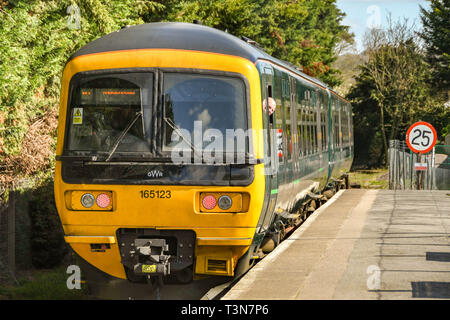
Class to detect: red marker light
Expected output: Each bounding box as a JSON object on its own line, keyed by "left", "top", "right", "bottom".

{"left": 202, "top": 195, "right": 217, "bottom": 210}
{"left": 96, "top": 193, "right": 111, "bottom": 208}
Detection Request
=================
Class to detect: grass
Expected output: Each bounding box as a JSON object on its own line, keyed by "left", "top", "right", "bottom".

{"left": 0, "top": 267, "right": 88, "bottom": 300}
{"left": 348, "top": 168, "right": 389, "bottom": 189}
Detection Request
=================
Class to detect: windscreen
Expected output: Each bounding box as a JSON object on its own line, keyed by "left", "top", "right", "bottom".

{"left": 163, "top": 73, "right": 247, "bottom": 153}
{"left": 66, "top": 73, "right": 153, "bottom": 155}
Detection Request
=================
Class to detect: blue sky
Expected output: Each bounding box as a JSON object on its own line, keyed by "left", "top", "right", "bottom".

{"left": 336, "top": 0, "right": 431, "bottom": 52}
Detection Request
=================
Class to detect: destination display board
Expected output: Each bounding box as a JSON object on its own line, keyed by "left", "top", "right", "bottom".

{"left": 80, "top": 88, "right": 141, "bottom": 105}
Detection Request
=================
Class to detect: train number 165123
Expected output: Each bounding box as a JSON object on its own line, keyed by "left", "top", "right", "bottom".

{"left": 139, "top": 190, "right": 172, "bottom": 199}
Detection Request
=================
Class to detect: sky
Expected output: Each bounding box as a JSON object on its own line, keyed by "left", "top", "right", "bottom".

{"left": 336, "top": 0, "right": 431, "bottom": 52}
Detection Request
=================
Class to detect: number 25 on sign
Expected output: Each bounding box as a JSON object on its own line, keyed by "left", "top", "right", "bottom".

{"left": 406, "top": 121, "right": 437, "bottom": 154}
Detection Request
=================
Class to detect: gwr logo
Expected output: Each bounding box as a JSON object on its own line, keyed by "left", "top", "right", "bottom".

{"left": 147, "top": 170, "right": 163, "bottom": 178}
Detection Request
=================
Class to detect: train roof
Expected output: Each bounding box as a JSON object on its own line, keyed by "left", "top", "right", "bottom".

{"left": 69, "top": 22, "right": 344, "bottom": 100}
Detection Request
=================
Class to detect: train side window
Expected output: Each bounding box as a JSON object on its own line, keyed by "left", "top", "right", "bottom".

{"left": 333, "top": 111, "right": 337, "bottom": 149}
{"left": 344, "top": 108, "right": 350, "bottom": 146}
{"left": 312, "top": 95, "right": 317, "bottom": 154}
{"left": 335, "top": 109, "right": 340, "bottom": 149}
{"left": 308, "top": 99, "right": 313, "bottom": 154}
{"left": 311, "top": 110, "right": 315, "bottom": 154}
{"left": 297, "top": 106, "right": 303, "bottom": 158}
{"left": 338, "top": 104, "right": 342, "bottom": 149}
{"left": 306, "top": 108, "right": 311, "bottom": 155}
{"left": 308, "top": 108, "right": 312, "bottom": 155}
{"left": 305, "top": 109, "right": 309, "bottom": 155}
{"left": 265, "top": 84, "right": 273, "bottom": 159}
{"left": 341, "top": 107, "right": 346, "bottom": 147}
{"left": 302, "top": 106, "right": 306, "bottom": 155}
{"left": 275, "top": 93, "right": 283, "bottom": 161}
{"left": 313, "top": 111, "right": 317, "bottom": 154}
{"left": 284, "top": 81, "right": 292, "bottom": 161}
{"left": 267, "top": 84, "right": 274, "bottom": 124}
{"left": 321, "top": 112, "right": 327, "bottom": 151}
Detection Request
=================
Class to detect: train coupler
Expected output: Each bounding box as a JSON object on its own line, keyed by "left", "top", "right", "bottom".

{"left": 132, "top": 238, "right": 171, "bottom": 276}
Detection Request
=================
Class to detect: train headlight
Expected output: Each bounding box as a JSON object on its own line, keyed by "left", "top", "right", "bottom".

{"left": 80, "top": 193, "right": 95, "bottom": 208}
{"left": 200, "top": 193, "right": 245, "bottom": 213}
{"left": 68, "top": 191, "right": 113, "bottom": 211}
{"left": 217, "top": 195, "right": 232, "bottom": 210}
{"left": 202, "top": 195, "right": 217, "bottom": 210}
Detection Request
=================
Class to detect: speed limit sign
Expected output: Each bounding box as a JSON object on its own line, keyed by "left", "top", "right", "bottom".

{"left": 406, "top": 121, "right": 437, "bottom": 154}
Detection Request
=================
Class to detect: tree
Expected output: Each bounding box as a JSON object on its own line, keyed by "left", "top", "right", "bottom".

{"left": 0, "top": 0, "right": 163, "bottom": 183}
{"left": 144, "top": 0, "right": 352, "bottom": 88}
{"left": 348, "top": 17, "right": 448, "bottom": 167}
{"left": 0, "top": 0, "right": 352, "bottom": 182}
{"left": 420, "top": 0, "right": 450, "bottom": 94}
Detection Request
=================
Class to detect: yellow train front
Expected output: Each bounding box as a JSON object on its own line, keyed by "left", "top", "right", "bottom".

{"left": 54, "top": 22, "right": 353, "bottom": 284}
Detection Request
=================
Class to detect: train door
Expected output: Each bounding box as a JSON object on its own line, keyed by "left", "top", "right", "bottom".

{"left": 296, "top": 83, "right": 305, "bottom": 177}
{"left": 276, "top": 75, "right": 287, "bottom": 189}
{"left": 258, "top": 66, "right": 279, "bottom": 233}
{"left": 335, "top": 99, "right": 343, "bottom": 175}
{"left": 330, "top": 95, "right": 342, "bottom": 179}
{"left": 273, "top": 74, "right": 289, "bottom": 209}
{"left": 314, "top": 89, "right": 324, "bottom": 187}
{"left": 283, "top": 75, "right": 298, "bottom": 211}
{"left": 318, "top": 91, "right": 329, "bottom": 189}
{"left": 327, "top": 91, "right": 335, "bottom": 181}
{"left": 290, "top": 77, "right": 299, "bottom": 191}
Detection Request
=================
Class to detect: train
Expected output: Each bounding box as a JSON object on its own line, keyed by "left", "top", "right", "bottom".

{"left": 54, "top": 22, "right": 353, "bottom": 286}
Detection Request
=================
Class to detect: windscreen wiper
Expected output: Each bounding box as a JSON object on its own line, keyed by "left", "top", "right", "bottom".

{"left": 105, "top": 111, "right": 143, "bottom": 162}
{"left": 163, "top": 116, "right": 204, "bottom": 160}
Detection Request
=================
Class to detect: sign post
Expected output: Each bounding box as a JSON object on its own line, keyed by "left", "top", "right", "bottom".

{"left": 406, "top": 121, "right": 437, "bottom": 190}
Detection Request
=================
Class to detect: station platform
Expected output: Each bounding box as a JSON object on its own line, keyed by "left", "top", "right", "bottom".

{"left": 222, "top": 189, "right": 450, "bottom": 300}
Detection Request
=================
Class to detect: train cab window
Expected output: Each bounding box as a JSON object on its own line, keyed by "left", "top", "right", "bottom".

{"left": 66, "top": 73, "right": 153, "bottom": 155}
{"left": 162, "top": 73, "right": 247, "bottom": 153}
{"left": 267, "top": 84, "right": 274, "bottom": 124}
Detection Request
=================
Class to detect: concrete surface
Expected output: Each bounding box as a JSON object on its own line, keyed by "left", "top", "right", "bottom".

{"left": 222, "top": 189, "right": 450, "bottom": 300}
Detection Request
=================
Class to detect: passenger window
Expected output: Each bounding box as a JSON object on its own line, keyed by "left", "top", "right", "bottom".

{"left": 284, "top": 81, "right": 292, "bottom": 161}
{"left": 275, "top": 96, "right": 283, "bottom": 160}
{"left": 297, "top": 106, "right": 303, "bottom": 157}
{"left": 313, "top": 111, "right": 317, "bottom": 154}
